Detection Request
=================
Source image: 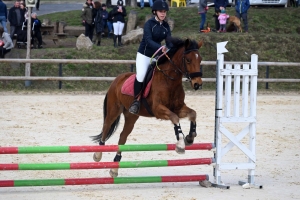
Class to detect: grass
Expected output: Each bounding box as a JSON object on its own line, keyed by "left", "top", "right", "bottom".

{"left": 1, "top": 6, "right": 300, "bottom": 91}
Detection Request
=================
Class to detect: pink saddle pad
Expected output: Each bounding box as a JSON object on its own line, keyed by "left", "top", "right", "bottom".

{"left": 121, "top": 74, "right": 153, "bottom": 98}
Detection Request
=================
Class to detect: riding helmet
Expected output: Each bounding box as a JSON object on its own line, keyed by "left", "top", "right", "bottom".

{"left": 152, "top": 0, "right": 169, "bottom": 13}
{"left": 117, "top": 0, "right": 123, "bottom": 6}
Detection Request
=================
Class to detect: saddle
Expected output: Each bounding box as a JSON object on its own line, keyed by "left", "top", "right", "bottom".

{"left": 121, "top": 62, "right": 156, "bottom": 98}
{"left": 121, "top": 62, "right": 156, "bottom": 116}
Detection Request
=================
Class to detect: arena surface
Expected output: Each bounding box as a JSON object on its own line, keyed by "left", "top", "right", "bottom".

{"left": 0, "top": 92, "right": 299, "bottom": 200}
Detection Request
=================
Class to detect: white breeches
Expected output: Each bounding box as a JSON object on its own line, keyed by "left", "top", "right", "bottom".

{"left": 135, "top": 52, "right": 152, "bottom": 82}
{"left": 113, "top": 21, "right": 124, "bottom": 35}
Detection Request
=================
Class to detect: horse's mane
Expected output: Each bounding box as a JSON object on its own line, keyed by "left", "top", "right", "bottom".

{"left": 156, "top": 37, "right": 199, "bottom": 66}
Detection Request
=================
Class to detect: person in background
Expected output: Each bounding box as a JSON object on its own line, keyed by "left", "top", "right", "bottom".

{"left": 112, "top": 0, "right": 126, "bottom": 47}
{"left": 31, "top": 12, "right": 43, "bottom": 48}
{"left": 36, "top": 0, "right": 40, "bottom": 11}
{"left": 8, "top": 1, "right": 25, "bottom": 40}
{"left": 213, "top": 0, "right": 228, "bottom": 31}
{"left": 107, "top": 9, "right": 113, "bottom": 38}
{"left": 20, "top": 2, "right": 28, "bottom": 19}
{"left": 0, "top": 0, "right": 8, "bottom": 32}
{"left": 101, "top": 3, "right": 108, "bottom": 36}
{"left": 217, "top": 9, "right": 229, "bottom": 32}
{"left": 0, "top": 26, "right": 14, "bottom": 58}
{"left": 94, "top": 1, "right": 103, "bottom": 46}
{"left": 128, "top": 0, "right": 172, "bottom": 114}
{"left": 140, "top": 0, "right": 153, "bottom": 9}
{"left": 235, "top": 0, "right": 250, "bottom": 33}
{"left": 81, "top": 0, "right": 96, "bottom": 41}
{"left": 198, "top": 0, "right": 208, "bottom": 33}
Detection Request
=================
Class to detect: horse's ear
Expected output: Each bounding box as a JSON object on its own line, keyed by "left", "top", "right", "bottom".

{"left": 198, "top": 40, "right": 204, "bottom": 49}
{"left": 184, "top": 39, "right": 191, "bottom": 49}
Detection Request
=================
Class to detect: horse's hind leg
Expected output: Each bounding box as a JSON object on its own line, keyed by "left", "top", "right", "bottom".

{"left": 178, "top": 104, "right": 197, "bottom": 146}
{"left": 93, "top": 104, "right": 123, "bottom": 162}
{"left": 109, "top": 110, "right": 139, "bottom": 177}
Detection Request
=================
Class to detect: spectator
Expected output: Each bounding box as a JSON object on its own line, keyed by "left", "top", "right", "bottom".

{"left": 213, "top": 0, "right": 228, "bottom": 31}
{"left": 235, "top": 0, "right": 250, "bottom": 32}
{"left": 8, "top": 1, "right": 25, "bottom": 40}
{"left": 217, "top": 9, "right": 229, "bottom": 32}
{"left": 81, "top": 0, "right": 96, "bottom": 41}
{"left": 20, "top": 2, "right": 28, "bottom": 19}
{"left": 140, "top": 0, "right": 153, "bottom": 9}
{"left": 31, "top": 12, "right": 43, "bottom": 48}
{"left": 0, "top": 26, "right": 14, "bottom": 58}
{"left": 198, "top": 0, "right": 208, "bottom": 33}
{"left": 107, "top": 9, "right": 113, "bottom": 38}
{"left": 36, "top": 0, "right": 40, "bottom": 11}
{"left": 0, "top": 0, "right": 8, "bottom": 33}
{"left": 94, "top": 1, "right": 103, "bottom": 46}
{"left": 101, "top": 3, "right": 108, "bottom": 36}
{"left": 112, "top": 0, "right": 126, "bottom": 47}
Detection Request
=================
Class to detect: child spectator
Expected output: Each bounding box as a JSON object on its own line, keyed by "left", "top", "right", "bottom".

{"left": 101, "top": 4, "right": 108, "bottom": 36}
{"left": 218, "top": 9, "right": 229, "bottom": 32}
{"left": 107, "top": 10, "right": 114, "bottom": 38}
{"left": 31, "top": 12, "right": 43, "bottom": 48}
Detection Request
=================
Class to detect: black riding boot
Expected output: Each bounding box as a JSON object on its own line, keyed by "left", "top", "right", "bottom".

{"left": 113, "top": 35, "right": 118, "bottom": 48}
{"left": 118, "top": 35, "right": 123, "bottom": 46}
{"left": 128, "top": 78, "right": 143, "bottom": 114}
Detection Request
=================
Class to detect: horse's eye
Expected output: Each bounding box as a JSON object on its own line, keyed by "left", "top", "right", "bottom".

{"left": 186, "top": 58, "right": 191, "bottom": 63}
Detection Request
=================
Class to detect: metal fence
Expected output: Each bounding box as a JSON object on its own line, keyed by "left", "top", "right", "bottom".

{"left": 1, "top": 59, "right": 300, "bottom": 86}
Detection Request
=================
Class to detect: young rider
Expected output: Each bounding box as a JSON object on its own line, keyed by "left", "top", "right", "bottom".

{"left": 128, "top": 0, "right": 173, "bottom": 115}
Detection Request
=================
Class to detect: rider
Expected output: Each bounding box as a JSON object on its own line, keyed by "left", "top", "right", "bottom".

{"left": 128, "top": 0, "right": 173, "bottom": 115}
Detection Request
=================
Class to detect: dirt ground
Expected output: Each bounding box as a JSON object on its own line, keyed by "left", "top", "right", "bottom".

{"left": 0, "top": 91, "right": 300, "bottom": 200}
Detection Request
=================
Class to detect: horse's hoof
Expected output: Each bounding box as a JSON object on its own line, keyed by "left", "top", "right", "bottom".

{"left": 93, "top": 152, "right": 102, "bottom": 162}
{"left": 184, "top": 136, "right": 194, "bottom": 146}
{"left": 199, "top": 180, "right": 212, "bottom": 188}
{"left": 175, "top": 146, "right": 185, "bottom": 154}
{"left": 109, "top": 169, "right": 118, "bottom": 177}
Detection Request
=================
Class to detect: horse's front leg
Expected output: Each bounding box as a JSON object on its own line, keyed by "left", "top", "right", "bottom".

{"left": 155, "top": 105, "right": 185, "bottom": 154}
{"left": 178, "top": 104, "right": 197, "bottom": 146}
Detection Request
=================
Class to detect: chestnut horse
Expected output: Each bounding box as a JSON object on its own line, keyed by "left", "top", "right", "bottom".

{"left": 92, "top": 37, "right": 203, "bottom": 177}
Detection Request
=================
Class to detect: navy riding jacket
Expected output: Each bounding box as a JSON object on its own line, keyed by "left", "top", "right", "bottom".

{"left": 138, "top": 17, "right": 172, "bottom": 58}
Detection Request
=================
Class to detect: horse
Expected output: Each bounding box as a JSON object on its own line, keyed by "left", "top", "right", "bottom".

{"left": 91, "top": 37, "right": 203, "bottom": 177}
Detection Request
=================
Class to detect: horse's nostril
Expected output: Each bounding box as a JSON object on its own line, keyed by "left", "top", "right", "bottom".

{"left": 194, "top": 83, "right": 200, "bottom": 90}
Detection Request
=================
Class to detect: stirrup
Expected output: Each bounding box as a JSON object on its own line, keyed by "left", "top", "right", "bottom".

{"left": 129, "top": 100, "right": 140, "bottom": 114}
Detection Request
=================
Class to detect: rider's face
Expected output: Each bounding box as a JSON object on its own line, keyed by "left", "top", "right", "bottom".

{"left": 156, "top": 10, "right": 167, "bottom": 21}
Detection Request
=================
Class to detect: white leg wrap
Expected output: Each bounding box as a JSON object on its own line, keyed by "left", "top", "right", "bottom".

{"left": 175, "top": 133, "right": 185, "bottom": 154}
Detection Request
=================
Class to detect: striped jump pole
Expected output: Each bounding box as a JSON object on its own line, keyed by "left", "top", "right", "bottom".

{"left": 0, "top": 158, "right": 214, "bottom": 170}
{"left": 0, "top": 143, "right": 214, "bottom": 154}
{"left": 0, "top": 175, "right": 209, "bottom": 187}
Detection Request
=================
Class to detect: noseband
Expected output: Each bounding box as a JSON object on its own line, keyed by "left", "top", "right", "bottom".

{"left": 181, "top": 49, "right": 203, "bottom": 81}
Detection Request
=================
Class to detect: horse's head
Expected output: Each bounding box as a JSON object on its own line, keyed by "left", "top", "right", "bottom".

{"left": 182, "top": 39, "right": 203, "bottom": 90}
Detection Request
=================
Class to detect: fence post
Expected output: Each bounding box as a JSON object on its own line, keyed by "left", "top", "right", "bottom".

{"left": 265, "top": 66, "right": 269, "bottom": 89}
{"left": 130, "top": 64, "right": 134, "bottom": 72}
{"left": 59, "top": 63, "right": 62, "bottom": 89}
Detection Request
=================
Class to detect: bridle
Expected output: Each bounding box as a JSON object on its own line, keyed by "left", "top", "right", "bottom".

{"left": 154, "top": 48, "right": 203, "bottom": 81}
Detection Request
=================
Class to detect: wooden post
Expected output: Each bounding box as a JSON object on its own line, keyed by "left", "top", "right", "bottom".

{"left": 25, "top": 7, "right": 32, "bottom": 87}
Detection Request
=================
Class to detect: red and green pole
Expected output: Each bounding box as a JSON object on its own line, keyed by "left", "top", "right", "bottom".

{"left": 0, "top": 143, "right": 214, "bottom": 154}
{"left": 0, "top": 175, "right": 209, "bottom": 187}
{"left": 0, "top": 158, "right": 214, "bottom": 170}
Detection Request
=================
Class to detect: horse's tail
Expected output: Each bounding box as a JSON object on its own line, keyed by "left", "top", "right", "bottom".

{"left": 90, "top": 94, "right": 121, "bottom": 143}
